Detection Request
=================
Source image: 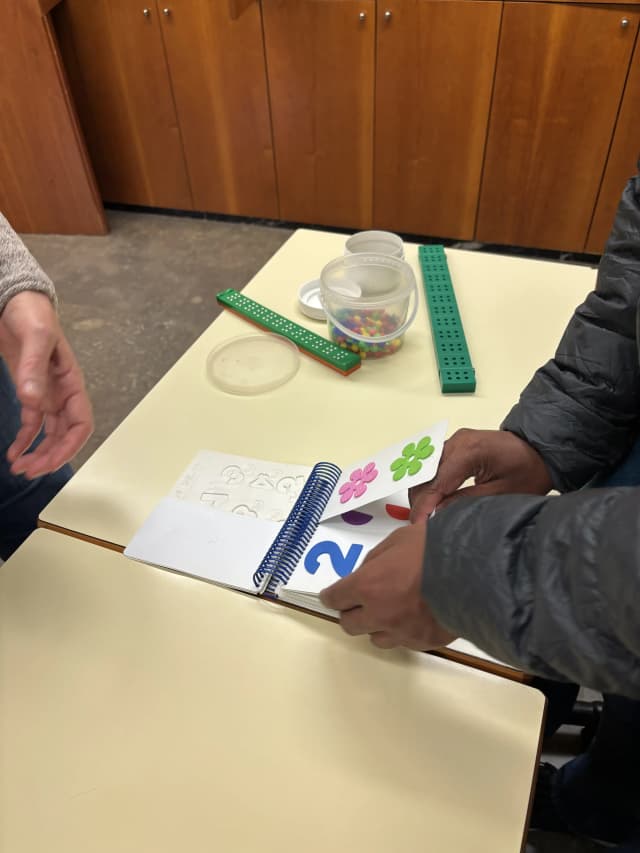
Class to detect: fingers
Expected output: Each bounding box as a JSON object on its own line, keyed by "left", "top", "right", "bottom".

{"left": 9, "top": 342, "right": 93, "bottom": 478}
{"left": 409, "top": 486, "right": 445, "bottom": 522}
{"left": 13, "top": 321, "right": 56, "bottom": 414}
{"left": 340, "top": 606, "right": 375, "bottom": 636}
{"left": 434, "top": 479, "right": 516, "bottom": 510}
{"left": 6, "top": 406, "right": 44, "bottom": 464}
{"left": 10, "top": 386, "right": 93, "bottom": 479}
{"left": 1, "top": 295, "right": 93, "bottom": 478}
{"left": 320, "top": 528, "right": 405, "bottom": 612}
{"left": 369, "top": 632, "right": 398, "bottom": 649}
{"left": 320, "top": 572, "right": 362, "bottom": 612}
{"left": 409, "top": 430, "right": 478, "bottom": 521}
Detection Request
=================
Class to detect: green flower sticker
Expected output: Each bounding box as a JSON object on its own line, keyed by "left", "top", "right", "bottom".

{"left": 390, "top": 436, "right": 434, "bottom": 481}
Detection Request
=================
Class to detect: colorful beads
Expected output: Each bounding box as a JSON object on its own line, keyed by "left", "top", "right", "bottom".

{"left": 328, "top": 309, "right": 404, "bottom": 359}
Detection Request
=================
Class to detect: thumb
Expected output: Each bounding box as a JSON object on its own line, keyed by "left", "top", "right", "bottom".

{"left": 14, "top": 331, "right": 55, "bottom": 410}
{"left": 409, "top": 451, "right": 477, "bottom": 522}
{"left": 409, "top": 484, "right": 445, "bottom": 522}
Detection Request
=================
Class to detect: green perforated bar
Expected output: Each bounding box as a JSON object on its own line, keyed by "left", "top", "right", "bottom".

{"left": 418, "top": 245, "right": 476, "bottom": 393}
{"left": 216, "top": 288, "right": 361, "bottom": 376}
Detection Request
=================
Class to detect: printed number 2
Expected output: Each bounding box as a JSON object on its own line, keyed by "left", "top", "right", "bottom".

{"left": 304, "top": 541, "right": 363, "bottom": 578}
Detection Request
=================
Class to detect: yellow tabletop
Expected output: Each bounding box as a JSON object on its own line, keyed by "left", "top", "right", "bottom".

{"left": 40, "top": 228, "right": 597, "bottom": 549}
{"left": 0, "top": 530, "right": 545, "bottom": 853}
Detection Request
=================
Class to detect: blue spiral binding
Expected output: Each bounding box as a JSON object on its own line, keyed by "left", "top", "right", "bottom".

{"left": 252, "top": 461, "right": 342, "bottom": 595}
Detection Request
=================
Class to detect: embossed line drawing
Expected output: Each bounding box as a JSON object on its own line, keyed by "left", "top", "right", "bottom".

{"left": 249, "top": 473, "right": 277, "bottom": 490}
{"left": 221, "top": 465, "right": 245, "bottom": 485}
{"left": 199, "top": 491, "right": 230, "bottom": 508}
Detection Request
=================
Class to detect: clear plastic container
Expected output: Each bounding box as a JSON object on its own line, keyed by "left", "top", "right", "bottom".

{"left": 344, "top": 230, "right": 404, "bottom": 259}
{"left": 319, "top": 254, "right": 418, "bottom": 359}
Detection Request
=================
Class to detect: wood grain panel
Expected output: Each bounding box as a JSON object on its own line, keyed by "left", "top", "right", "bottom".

{"left": 0, "top": 2, "right": 106, "bottom": 234}
{"left": 54, "top": 0, "right": 193, "bottom": 210}
{"left": 374, "top": 0, "right": 501, "bottom": 240}
{"left": 586, "top": 38, "right": 640, "bottom": 254}
{"left": 477, "top": 2, "right": 639, "bottom": 252}
{"left": 38, "top": 0, "right": 65, "bottom": 14}
{"left": 262, "top": 0, "right": 374, "bottom": 229}
{"left": 158, "top": 0, "right": 278, "bottom": 218}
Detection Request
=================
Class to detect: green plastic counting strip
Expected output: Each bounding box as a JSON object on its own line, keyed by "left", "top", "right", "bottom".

{"left": 216, "top": 288, "right": 361, "bottom": 376}
{"left": 418, "top": 245, "right": 476, "bottom": 393}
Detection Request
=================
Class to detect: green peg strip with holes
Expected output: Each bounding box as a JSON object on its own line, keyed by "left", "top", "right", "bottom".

{"left": 216, "top": 289, "right": 361, "bottom": 376}
{"left": 418, "top": 245, "right": 476, "bottom": 393}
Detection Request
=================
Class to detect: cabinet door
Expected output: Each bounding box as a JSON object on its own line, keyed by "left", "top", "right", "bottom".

{"left": 0, "top": 3, "right": 105, "bottom": 234}
{"left": 477, "top": 3, "right": 639, "bottom": 253}
{"left": 586, "top": 43, "right": 640, "bottom": 255}
{"left": 158, "top": 0, "right": 278, "bottom": 219}
{"left": 55, "top": 0, "right": 193, "bottom": 210}
{"left": 374, "top": 0, "right": 500, "bottom": 241}
{"left": 262, "top": 0, "right": 375, "bottom": 230}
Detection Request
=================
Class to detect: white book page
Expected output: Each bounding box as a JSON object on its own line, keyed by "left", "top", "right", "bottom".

{"left": 321, "top": 420, "right": 447, "bottom": 521}
{"left": 446, "top": 639, "right": 518, "bottom": 670}
{"left": 170, "top": 450, "right": 311, "bottom": 522}
{"left": 279, "top": 489, "right": 516, "bottom": 671}
{"left": 124, "top": 497, "right": 279, "bottom": 593}
{"left": 280, "top": 495, "right": 408, "bottom": 603}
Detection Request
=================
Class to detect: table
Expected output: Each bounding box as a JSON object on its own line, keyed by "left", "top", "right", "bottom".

{"left": 40, "top": 227, "right": 597, "bottom": 549}
{"left": 0, "top": 529, "right": 546, "bottom": 853}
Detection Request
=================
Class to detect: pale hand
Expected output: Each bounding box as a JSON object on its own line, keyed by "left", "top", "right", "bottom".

{"left": 409, "top": 427, "right": 553, "bottom": 522}
{"left": 0, "top": 291, "right": 93, "bottom": 479}
{"left": 320, "top": 522, "right": 457, "bottom": 651}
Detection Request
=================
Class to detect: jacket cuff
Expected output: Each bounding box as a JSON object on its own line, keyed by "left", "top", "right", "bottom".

{"left": 0, "top": 280, "right": 58, "bottom": 317}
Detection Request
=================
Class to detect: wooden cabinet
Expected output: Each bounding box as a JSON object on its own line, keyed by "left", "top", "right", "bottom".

{"left": 0, "top": 0, "right": 105, "bottom": 234}
{"left": 55, "top": 0, "right": 278, "bottom": 218}
{"left": 159, "top": 0, "right": 277, "bottom": 218}
{"left": 55, "top": 0, "right": 193, "bottom": 210}
{"left": 586, "top": 36, "right": 640, "bottom": 254}
{"left": 262, "top": 0, "right": 375, "bottom": 230}
{"left": 374, "top": 0, "right": 501, "bottom": 241}
{"left": 9, "top": 0, "right": 640, "bottom": 245}
{"left": 477, "top": 2, "right": 639, "bottom": 253}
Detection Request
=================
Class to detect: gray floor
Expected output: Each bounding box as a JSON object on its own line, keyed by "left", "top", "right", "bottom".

{"left": 22, "top": 210, "right": 605, "bottom": 853}
{"left": 22, "top": 210, "right": 294, "bottom": 468}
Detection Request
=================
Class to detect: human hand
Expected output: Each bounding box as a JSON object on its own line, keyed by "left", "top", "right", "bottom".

{"left": 0, "top": 291, "right": 93, "bottom": 478}
{"left": 409, "top": 428, "right": 553, "bottom": 522}
{"left": 319, "top": 522, "right": 457, "bottom": 651}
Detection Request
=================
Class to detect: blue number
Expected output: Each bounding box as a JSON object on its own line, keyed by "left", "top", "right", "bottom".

{"left": 304, "top": 541, "right": 363, "bottom": 578}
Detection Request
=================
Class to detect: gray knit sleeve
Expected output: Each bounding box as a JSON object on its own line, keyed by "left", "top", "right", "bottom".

{"left": 0, "top": 213, "right": 57, "bottom": 315}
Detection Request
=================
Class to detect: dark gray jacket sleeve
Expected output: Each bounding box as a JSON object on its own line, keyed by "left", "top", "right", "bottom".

{"left": 424, "top": 489, "right": 640, "bottom": 697}
{"left": 502, "top": 171, "right": 640, "bottom": 493}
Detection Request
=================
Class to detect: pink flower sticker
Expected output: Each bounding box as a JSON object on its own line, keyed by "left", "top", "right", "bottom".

{"left": 338, "top": 462, "right": 379, "bottom": 504}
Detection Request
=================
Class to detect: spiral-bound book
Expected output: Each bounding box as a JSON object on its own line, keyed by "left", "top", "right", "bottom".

{"left": 124, "top": 421, "right": 448, "bottom": 613}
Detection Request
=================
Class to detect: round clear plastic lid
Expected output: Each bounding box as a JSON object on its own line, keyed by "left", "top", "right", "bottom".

{"left": 206, "top": 334, "right": 300, "bottom": 395}
{"left": 298, "top": 279, "right": 326, "bottom": 320}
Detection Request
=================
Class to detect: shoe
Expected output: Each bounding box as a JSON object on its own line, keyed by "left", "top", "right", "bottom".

{"left": 530, "top": 763, "right": 572, "bottom": 834}
{"left": 530, "top": 763, "right": 630, "bottom": 848}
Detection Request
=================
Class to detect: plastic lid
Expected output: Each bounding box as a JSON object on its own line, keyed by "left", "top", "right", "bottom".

{"left": 298, "top": 279, "right": 326, "bottom": 321}
{"left": 206, "top": 334, "right": 300, "bottom": 395}
{"left": 344, "top": 230, "right": 404, "bottom": 259}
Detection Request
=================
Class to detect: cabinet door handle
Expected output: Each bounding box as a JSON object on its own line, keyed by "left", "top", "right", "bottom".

{"left": 162, "top": 7, "right": 171, "bottom": 15}
{"left": 143, "top": 7, "right": 151, "bottom": 16}
{"left": 359, "top": 11, "right": 366, "bottom": 21}
{"left": 621, "top": 17, "right": 630, "bottom": 28}
{"left": 384, "top": 9, "right": 392, "bottom": 20}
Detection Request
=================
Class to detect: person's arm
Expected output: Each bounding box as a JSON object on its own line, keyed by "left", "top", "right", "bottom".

{"left": 322, "top": 486, "right": 640, "bottom": 698}
{"left": 424, "top": 488, "right": 640, "bottom": 696}
{"left": 0, "top": 213, "right": 57, "bottom": 312}
{"left": 502, "top": 171, "right": 640, "bottom": 492}
{"left": 0, "top": 213, "right": 92, "bottom": 477}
